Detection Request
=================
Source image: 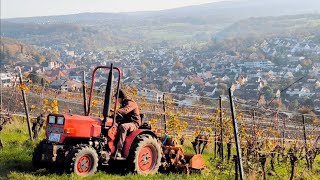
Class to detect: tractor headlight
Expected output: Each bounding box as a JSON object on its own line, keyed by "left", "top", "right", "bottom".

{"left": 57, "top": 117, "right": 64, "bottom": 125}
{"left": 48, "top": 116, "right": 56, "bottom": 124}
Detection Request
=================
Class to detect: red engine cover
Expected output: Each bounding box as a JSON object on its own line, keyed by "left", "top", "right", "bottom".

{"left": 46, "top": 114, "right": 103, "bottom": 144}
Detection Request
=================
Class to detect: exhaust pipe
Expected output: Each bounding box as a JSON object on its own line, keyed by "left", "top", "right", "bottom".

{"left": 82, "top": 71, "right": 87, "bottom": 115}
{"left": 102, "top": 63, "right": 113, "bottom": 127}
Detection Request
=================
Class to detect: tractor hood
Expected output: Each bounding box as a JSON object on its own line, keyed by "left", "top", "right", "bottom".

{"left": 46, "top": 113, "right": 102, "bottom": 144}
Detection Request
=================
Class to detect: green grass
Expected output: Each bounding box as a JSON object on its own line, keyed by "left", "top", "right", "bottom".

{"left": 1, "top": 117, "right": 320, "bottom": 179}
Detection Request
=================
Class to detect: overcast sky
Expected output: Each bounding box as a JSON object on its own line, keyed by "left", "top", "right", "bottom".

{"left": 1, "top": 0, "right": 229, "bottom": 19}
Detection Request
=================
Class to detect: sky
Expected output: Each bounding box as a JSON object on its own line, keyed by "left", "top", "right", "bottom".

{"left": 1, "top": 0, "right": 228, "bottom": 19}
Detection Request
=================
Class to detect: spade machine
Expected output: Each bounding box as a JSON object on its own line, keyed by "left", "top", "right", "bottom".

{"left": 32, "top": 64, "right": 205, "bottom": 176}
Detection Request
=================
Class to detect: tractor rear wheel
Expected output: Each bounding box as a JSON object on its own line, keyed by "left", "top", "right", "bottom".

{"left": 129, "top": 134, "right": 161, "bottom": 175}
{"left": 66, "top": 146, "right": 99, "bottom": 177}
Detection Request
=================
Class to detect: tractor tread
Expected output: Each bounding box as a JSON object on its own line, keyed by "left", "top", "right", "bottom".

{"left": 128, "top": 134, "right": 161, "bottom": 175}
{"left": 66, "top": 145, "right": 99, "bottom": 177}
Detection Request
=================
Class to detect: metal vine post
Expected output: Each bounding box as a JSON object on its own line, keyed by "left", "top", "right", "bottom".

{"left": 228, "top": 88, "right": 244, "bottom": 180}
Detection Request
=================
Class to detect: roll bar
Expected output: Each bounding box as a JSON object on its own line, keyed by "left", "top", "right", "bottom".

{"left": 86, "top": 65, "right": 122, "bottom": 127}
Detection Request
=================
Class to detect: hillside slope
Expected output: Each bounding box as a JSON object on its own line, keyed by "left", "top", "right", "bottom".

{"left": 0, "top": 37, "right": 58, "bottom": 65}
{"left": 216, "top": 14, "right": 320, "bottom": 40}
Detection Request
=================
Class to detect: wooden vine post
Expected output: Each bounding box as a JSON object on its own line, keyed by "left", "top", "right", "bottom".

{"left": 162, "top": 93, "right": 167, "bottom": 132}
{"left": 18, "top": 68, "right": 33, "bottom": 141}
{"left": 233, "top": 155, "right": 239, "bottom": 180}
{"left": 302, "top": 114, "right": 310, "bottom": 169}
{"left": 214, "top": 130, "right": 217, "bottom": 158}
{"left": 252, "top": 109, "right": 255, "bottom": 138}
{"left": 219, "top": 96, "right": 224, "bottom": 161}
{"left": 228, "top": 88, "right": 244, "bottom": 180}
{"left": 282, "top": 117, "right": 286, "bottom": 146}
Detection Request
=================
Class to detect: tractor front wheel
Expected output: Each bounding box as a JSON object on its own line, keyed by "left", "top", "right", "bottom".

{"left": 129, "top": 134, "right": 161, "bottom": 175}
{"left": 66, "top": 146, "right": 99, "bottom": 177}
{"left": 32, "top": 140, "right": 47, "bottom": 170}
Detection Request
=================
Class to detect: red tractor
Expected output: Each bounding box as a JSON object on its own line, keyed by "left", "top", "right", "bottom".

{"left": 32, "top": 65, "right": 162, "bottom": 176}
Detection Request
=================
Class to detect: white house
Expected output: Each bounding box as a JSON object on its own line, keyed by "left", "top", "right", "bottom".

{"left": 286, "top": 87, "right": 315, "bottom": 97}
{"left": 0, "top": 72, "right": 15, "bottom": 87}
{"left": 43, "top": 61, "right": 61, "bottom": 71}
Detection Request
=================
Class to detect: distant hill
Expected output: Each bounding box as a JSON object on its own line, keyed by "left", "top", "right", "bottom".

{"left": 4, "top": 0, "right": 320, "bottom": 24}
{"left": 1, "top": 0, "right": 320, "bottom": 49}
{"left": 216, "top": 14, "right": 320, "bottom": 40}
{"left": 0, "top": 21, "right": 137, "bottom": 51}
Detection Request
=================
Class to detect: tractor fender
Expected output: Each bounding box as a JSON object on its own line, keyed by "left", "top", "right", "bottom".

{"left": 123, "top": 129, "right": 157, "bottom": 158}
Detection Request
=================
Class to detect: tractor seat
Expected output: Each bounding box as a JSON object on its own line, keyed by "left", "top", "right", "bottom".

{"left": 138, "top": 114, "right": 151, "bottom": 129}
{"left": 139, "top": 123, "right": 151, "bottom": 130}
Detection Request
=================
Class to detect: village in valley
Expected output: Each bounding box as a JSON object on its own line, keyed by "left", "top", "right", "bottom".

{"left": 1, "top": 37, "right": 320, "bottom": 112}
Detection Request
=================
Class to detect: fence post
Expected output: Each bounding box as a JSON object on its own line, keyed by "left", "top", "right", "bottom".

{"left": 82, "top": 71, "right": 87, "bottom": 115}
{"left": 162, "top": 93, "right": 167, "bottom": 132}
{"left": 228, "top": 88, "right": 244, "bottom": 180}
{"left": 18, "top": 68, "right": 33, "bottom": 141}
{"left": 219, "top": 96, "right": 224, "bottom": 161}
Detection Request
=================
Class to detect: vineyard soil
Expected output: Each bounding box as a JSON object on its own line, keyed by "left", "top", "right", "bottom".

{"left": 0, "top": 116, "right": 319, "bottom": 180}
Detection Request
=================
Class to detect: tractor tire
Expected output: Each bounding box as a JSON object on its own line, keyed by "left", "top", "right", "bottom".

{"left": 129, "top": 134, "right": 161, "bottom": 175}
{"left": 32, "top": 140, "right": 47, "bottom": 170}
{"left": 66, "top": 146, "right": 99, "bottom": 177}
